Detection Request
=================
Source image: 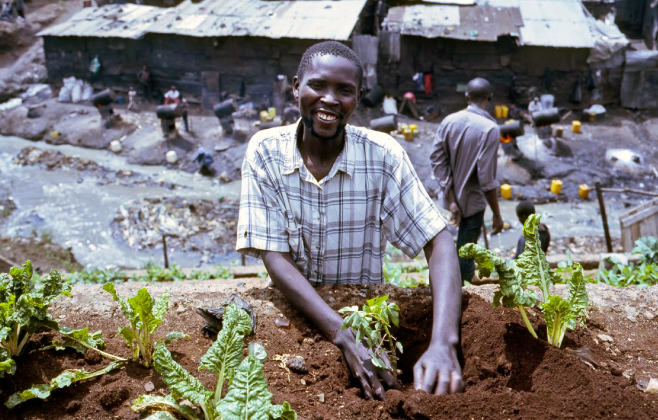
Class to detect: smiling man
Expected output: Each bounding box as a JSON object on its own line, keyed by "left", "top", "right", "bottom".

{"left": 236, "top": 41, "right": 463, "bottom": 400}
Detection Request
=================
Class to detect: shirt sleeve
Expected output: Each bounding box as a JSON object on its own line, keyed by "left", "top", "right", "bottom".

{"left": 430, "top": 122, "right": 453, "bottom": 194}
{"left": 235, "top": 150, "right": 290, "bottom": 258}
{"left": 477, "top": 126, "right": 500, "bottom": 193}
{"left": 381, "top": 150, "right": 447, "bottom": 258}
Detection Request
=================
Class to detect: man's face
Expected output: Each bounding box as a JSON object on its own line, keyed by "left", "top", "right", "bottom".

{"left": 293, "top": 55, "right": 362, "bottom": 142}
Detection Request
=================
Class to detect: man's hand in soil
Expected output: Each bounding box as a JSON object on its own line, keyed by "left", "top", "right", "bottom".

{"left": 414, "top": 340, "right": 464, "bottom": 395}
{"left": 415, "top": 229, "right": 465, "bottom": 395}
{"left": 333, "top": 328, "right": 400, "bottom": 400}
{"left": 261, "top": 250, "right": 399, "bottom": 401}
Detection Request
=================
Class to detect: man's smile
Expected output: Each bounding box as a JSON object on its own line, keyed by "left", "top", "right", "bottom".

{"left": 315, "top": 111, "right": 338, "bottom": 122}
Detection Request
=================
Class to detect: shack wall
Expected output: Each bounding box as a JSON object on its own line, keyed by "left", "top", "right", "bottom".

{"left": 378, "top": 35, "right": 592, "bottom": 111}
{"left": 43, "top": 35, "right": 319, "bottom": 107}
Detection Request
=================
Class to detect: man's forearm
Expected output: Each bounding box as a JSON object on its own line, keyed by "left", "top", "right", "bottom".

{"left": 424, "top": 229, "right": 462, "bottom": 344}
{"left": 260, "top": 251, "right": 344, "bottom": 342}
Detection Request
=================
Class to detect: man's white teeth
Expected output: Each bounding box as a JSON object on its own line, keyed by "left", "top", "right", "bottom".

{"left": 317, "top": 112, "right": 337, "bottom": 122}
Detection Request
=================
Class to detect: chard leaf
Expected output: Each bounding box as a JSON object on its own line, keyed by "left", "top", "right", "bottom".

{"left": 5, "top": 361, "right": 125, "bottom": 409}
{"left": 566, "top": 262, "right": 588, "bottom": 329}
{"left": 0, "top": 349, "right": 16, "bottom": 377}
{"left": 38, "top": 269, "right": 71, "bottom": 304}
{"left": 217, "top": 355, "right": 275, "bottom": 420}
{"left": 515, "top": 215, "right": 559, "bottom": 300}
{"left": 144, "top": 412, "right": 180, "bottom": 420}
{"left": 542, "top": 296, "right": 571, "bottom": 348}
{"left": 132, "top": 393, "right": 201, "bottom": 420}
{"left": 119, "top": 326, "right": 136, "bottom": 350}
{"left": 153, "top": 343, "right": 212, "bottom": 407}
{"left": 57, "top": 326, "right": 105, "bottom": 354}
{"left": 164, "top": 331, "right": 187, "bottom": 344}
{"left": 459, "top": 244, "right": 537, "bottom": 308}
{"left": 199, "top": 304, "right": 252, "bottom": 381}
{"left": 129, "top": 289, "right": 161, "bottom": 334}
{"left": 268, "top": 401, "right": 298, "bottom": 420}
{"left": 103, "top": 283, "right": 135, "bottom": 323}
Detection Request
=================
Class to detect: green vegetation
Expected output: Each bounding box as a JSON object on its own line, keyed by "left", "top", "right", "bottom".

{"left": 66, "top": 263, "right": 236, "bottom": 285}
{"left": 339, "top": 295, "right": 402, "bottom": 380}
{"left": 460, "top": 215, "right": 588, "bottom": 348}
{"left": 597, "top": 237, "right": 658, "bottom": 287}
{"left": 132, "top": 303, "right": 296, "bottom": 420}
{"left": 382, "top": 249, "right": 428, "bottom": 288}
{"left": 103, "top": 285, "right": 186, "bottom": 367}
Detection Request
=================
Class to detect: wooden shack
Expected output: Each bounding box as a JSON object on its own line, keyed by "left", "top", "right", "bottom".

{"left": 379, "top": 0, "right": 606, "bottom": 110}
{"left": 38, "top": 0, "right": 370, "bottom": 109}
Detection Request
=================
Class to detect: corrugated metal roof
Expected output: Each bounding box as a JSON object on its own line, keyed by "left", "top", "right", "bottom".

{"left": 38, "top": 0, "right": 367, "bottom": 41}
{"left": 383, "top": 4, "right": 522, "bottom": 42}
{"left": 37, "top": 4, "right": 167, "bottom": 39}
{"left": 382, "top": 0, "right": 597, "bottom": 48}
{"left": 148, "top": 0, "right": 367, "bottom": 40}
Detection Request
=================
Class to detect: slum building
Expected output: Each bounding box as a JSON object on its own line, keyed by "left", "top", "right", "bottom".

{"left": 378, "top": 0, "right": 624, "bottom": 110}
{"left": 38, "top": 0, "right": 371, "bottom": 109}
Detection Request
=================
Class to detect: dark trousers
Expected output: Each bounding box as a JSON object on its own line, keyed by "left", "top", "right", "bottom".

{"left": 456, "top": 210, "right": 485, "bottom": 283}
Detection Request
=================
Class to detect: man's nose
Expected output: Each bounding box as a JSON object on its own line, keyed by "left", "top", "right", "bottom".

{"left": 320, "top": 90, "right": 338, "bottom": 105}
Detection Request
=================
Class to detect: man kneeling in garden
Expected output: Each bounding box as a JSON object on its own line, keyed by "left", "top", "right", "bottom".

{"left": 236, "top": 41, "right": 463, "bottom": 400}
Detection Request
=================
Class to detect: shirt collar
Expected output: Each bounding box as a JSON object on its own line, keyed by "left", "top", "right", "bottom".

{"left": 282, "top": 122, "right": 355, "bottom": 179}
{"left": 466, "top": 104, "right": 496, "bottom": 123}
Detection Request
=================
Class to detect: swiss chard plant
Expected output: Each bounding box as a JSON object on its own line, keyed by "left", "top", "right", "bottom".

{"left": 103, "top": 284, "right": 186, "bottom": 367}
{"left": 132, "top": 303, "right": 296, "bottom": 420}
{"left": 0, "top": 261, "right": 70, "bottom": 377}
{"left": 338, "top": 295, "right": 403, "bottom": 380}
{"left": 459, "top": 214, "right": 588, "bottom": 348}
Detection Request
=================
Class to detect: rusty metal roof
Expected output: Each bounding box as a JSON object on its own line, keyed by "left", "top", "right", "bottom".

{"left": 37, "top": 4, "right": 167, "bottom": 39}
{"left": 38, "top": 0, "right": 367, "bottom": 41}
{"left": 382, "top": 0, "right": 596, "bottom": 48}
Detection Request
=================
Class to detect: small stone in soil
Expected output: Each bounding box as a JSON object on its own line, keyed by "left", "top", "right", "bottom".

{"left": 318, "top": 393, "right": 325, "bottom": 403}
{"left": 144, "top": 381, "right": 155, "bottom": 392}
{"left": 275, "top": 318, "right": 290, "bottom": 328}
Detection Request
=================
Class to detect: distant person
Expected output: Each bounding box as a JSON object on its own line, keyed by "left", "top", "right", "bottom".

{"left": 136, "top": 65, "right": 153, "bottom": 98}
{"left": 398, "top": 91, "right": 420, "bottom": 119}
{"left": 181, "top": 97, "right": 189, "bottom": 132}
{"left": 430, "top": 77, "right": 504, "bottom": 283}
{"left": 528, "top": 97, "right": 543, "bottom": 114}
{"left": 127, "top": 87, "right": 137, "bottom": 110}
{"left": 513, "top": 200, "right": 550, "bottom": 259}
{"left": 164, "top": 85, "right": 180, "bottom": 105}
{"left": 281, "top": 103, "right": 300, "bottom": 125}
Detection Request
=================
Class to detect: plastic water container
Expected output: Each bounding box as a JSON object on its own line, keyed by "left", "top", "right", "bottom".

{"left": 550, "top": 179, "right": 562, "bottom": 195}
{"left": 540, "top": 94, "right": 554, "bottom": 110}
{"left": 500, "top": 184, "right": 512, "bottom": 200}
{"left": 579, "top": 184, "right": 590, "bottom": 200}
{"left": 572, "top": 120, "right": 581, "bottom": 133}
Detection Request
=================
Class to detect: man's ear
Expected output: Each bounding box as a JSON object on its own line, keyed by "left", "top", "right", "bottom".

{"left": 357, "top": 88, "right": 364, "bottom": 104}
{"left": 292, "top": 76, "right": 300, "bottom": 99}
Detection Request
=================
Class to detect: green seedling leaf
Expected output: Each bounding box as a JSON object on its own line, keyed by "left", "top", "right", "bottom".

{"left": 164, "top": 331, "right": 187, "bottom": 344}
{"left": 132, "top": 393, "right": 201, "bottom": 420}
{"left": 5, "top": 361, "right": 125, "bottom": 409}
{"left": 217, "top": 355, "right": 275, "bottom": 420}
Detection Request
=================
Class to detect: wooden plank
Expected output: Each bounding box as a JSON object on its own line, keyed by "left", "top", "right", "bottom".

{"left": 619, "top": 204, "right": 658, "bottom": 227}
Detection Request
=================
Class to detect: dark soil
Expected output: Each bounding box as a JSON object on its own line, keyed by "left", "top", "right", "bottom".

{"left": 0, "top": 236, "right": 81, "bottom": 274}
{"left": 0, "top": 283, "right": 656, "bottom": 420}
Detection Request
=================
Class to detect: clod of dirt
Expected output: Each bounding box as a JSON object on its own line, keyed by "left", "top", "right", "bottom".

{"left": 99, "top": 387, "right": 130, "bottom": 409}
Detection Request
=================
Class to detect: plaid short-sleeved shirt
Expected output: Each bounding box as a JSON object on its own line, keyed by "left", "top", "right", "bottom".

{"left": 236, "top": 122, "right": 447, "bottom": 285}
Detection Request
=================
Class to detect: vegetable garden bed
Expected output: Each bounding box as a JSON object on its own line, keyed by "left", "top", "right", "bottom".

{"left": 0, "top": 279, "right": 656, "bottom": 420}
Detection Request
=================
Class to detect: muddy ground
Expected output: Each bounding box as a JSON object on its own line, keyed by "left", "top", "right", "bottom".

{"left": 0, "top": 280, "right": 656, "bottom": 420}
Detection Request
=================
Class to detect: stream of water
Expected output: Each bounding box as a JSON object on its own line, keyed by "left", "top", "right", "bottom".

{"left": 0, "top": 135, "right": 631, "bottom": 270}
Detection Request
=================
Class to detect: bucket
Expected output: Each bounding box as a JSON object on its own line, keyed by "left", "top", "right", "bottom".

{"left": 91, "top": 89, "right": 116, "bottom": 107}
{"left": 259, "top": 110, "right": 271, "bottom": 123}
{"left": 403, "top": 128, "right": 414, "bottom": 141}
{"left": 554, "top": 127, "right": 563, "bottom": 138}
{"left": 572, "top": 120, "right": 581, "bottom": 133}
{"left": 588, "top": 112, "right": 597, "bottom": 122}
{"left": 579, "top": 184, "right": 590, "bottom": 200}
{"left": 268, "top": 107, "right": 276, "bottom": 118}
{"left": 370, "top": 115, "right": 397, "bottom": 133}
{"left": 156, "top": 104, "right": 182, "bottom": 119}
{"left": 531, "top": 108, "right": 560, "bottom": 127}
{"left": 550, "top": 179, "right": 562, "bottom": 195}
{"left": 500, "top": 184, "right": 512, "bottom": 200}
{"left": 499, "top": 120, "right": 524, "bottom": 139}
{"left": 213, "top": 99, "right": 235, "bottom": 118}
{"left": 500, "top": 105, "right": 509, "bottom": 118}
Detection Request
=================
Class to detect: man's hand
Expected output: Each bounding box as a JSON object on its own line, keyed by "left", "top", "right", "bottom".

{"left": 333, "top": 329, "right": 400, "bottom": 400}
{"left": 448, "top": 201, "right": 461, "bottom": 226}
{"left": 490, "top": 213, "right": 504, "bottom": 235}
{"left": 413, "top": 340, "right": 464, "bottom": 395}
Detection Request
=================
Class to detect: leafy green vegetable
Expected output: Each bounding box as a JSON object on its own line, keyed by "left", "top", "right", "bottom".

{"left": 339, "top": 295, "right": 402, "bottom": 379}
{"left": 41, "top": 326, "right": 127, "bottom": 362}
{"left": 5, "top": 361, "right": 125, "bottom": 409}
{"left": 596, "top": 237, "right": 658, "bottom": 287}
{"left": 633, "top": 236, "right": 658, "bottom": 265}
{"left": 134, "top": 303, "right": 296, "bottom": 420}
{"left": 0, "top": 261, "right": 70, "bottom": 377}
{"left": 66, "top": 267, "right": 127, "bottom": 285}
{"left": 103, "top": 284, "right": 186, "bottom": 367}
{"left": 459, "top": 215, "right": 589, "bottom": 347}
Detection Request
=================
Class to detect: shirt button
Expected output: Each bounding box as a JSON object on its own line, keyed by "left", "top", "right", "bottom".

{"left": 316, "top": 245, "right": 321, "bottom": 250}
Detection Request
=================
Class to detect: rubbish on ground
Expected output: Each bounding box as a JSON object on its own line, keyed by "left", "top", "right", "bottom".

{"left": 110, "top": 140, "right": 122, "bottom": 153}
{"left": 58, "top": 76, "right": 77, "bottom": 102}
{"left": 165, "top": 150, "right": 178, "bottom": 164}
{"left": 20, "top": 84, "right": 52, "bottom": 105}
{"left": 605, "top": 149, "right": 646, "bottom": 175}
{"left": 0, "top": 98, "right": 22, "bottom": 111}
{"left": 383, "top": 95, "right": 397, "bottom": 114}
{"left": 584, "top": 104, "right": 606, "bottom": 115}
{"left": 644, "top": 377, "right": 658, "bottom": 393}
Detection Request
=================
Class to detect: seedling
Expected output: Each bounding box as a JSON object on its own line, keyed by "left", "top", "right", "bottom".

{"left": 339, "top": 295, "right": 403, "bottom": 379}
{"left": 460, "top": 214, "right": 588, "bottom": 348}
{"left": 103, "top": 284, "right": 186, "bottom": 367}
{"left": 132, "top": 303, "right": 296, "bottom": 420}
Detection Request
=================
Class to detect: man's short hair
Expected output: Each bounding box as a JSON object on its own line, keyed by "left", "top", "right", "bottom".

{"left": 516, "top": 200, "right": 536, "bottom": 221}
{"left": 296, "top": 41, "right": 363, "bottom": 89}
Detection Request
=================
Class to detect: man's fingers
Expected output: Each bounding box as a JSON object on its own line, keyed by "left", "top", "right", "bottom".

{"left": 450, "top": 370, "right": 465, "bottom": 394}
{"left": 413, "top": 361, "right": 425, "bottom": 390}
{"left": 435, "top": 369, "right": 451, "bottom": 395}
{"left": 379, "top": 367, "right": 401, "bottom": 390}
{"left": 358, "top": 374, "right": 374, "bottom": 400}
{"left": 421, "top": 366, "right": 438, "bottom": 394}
